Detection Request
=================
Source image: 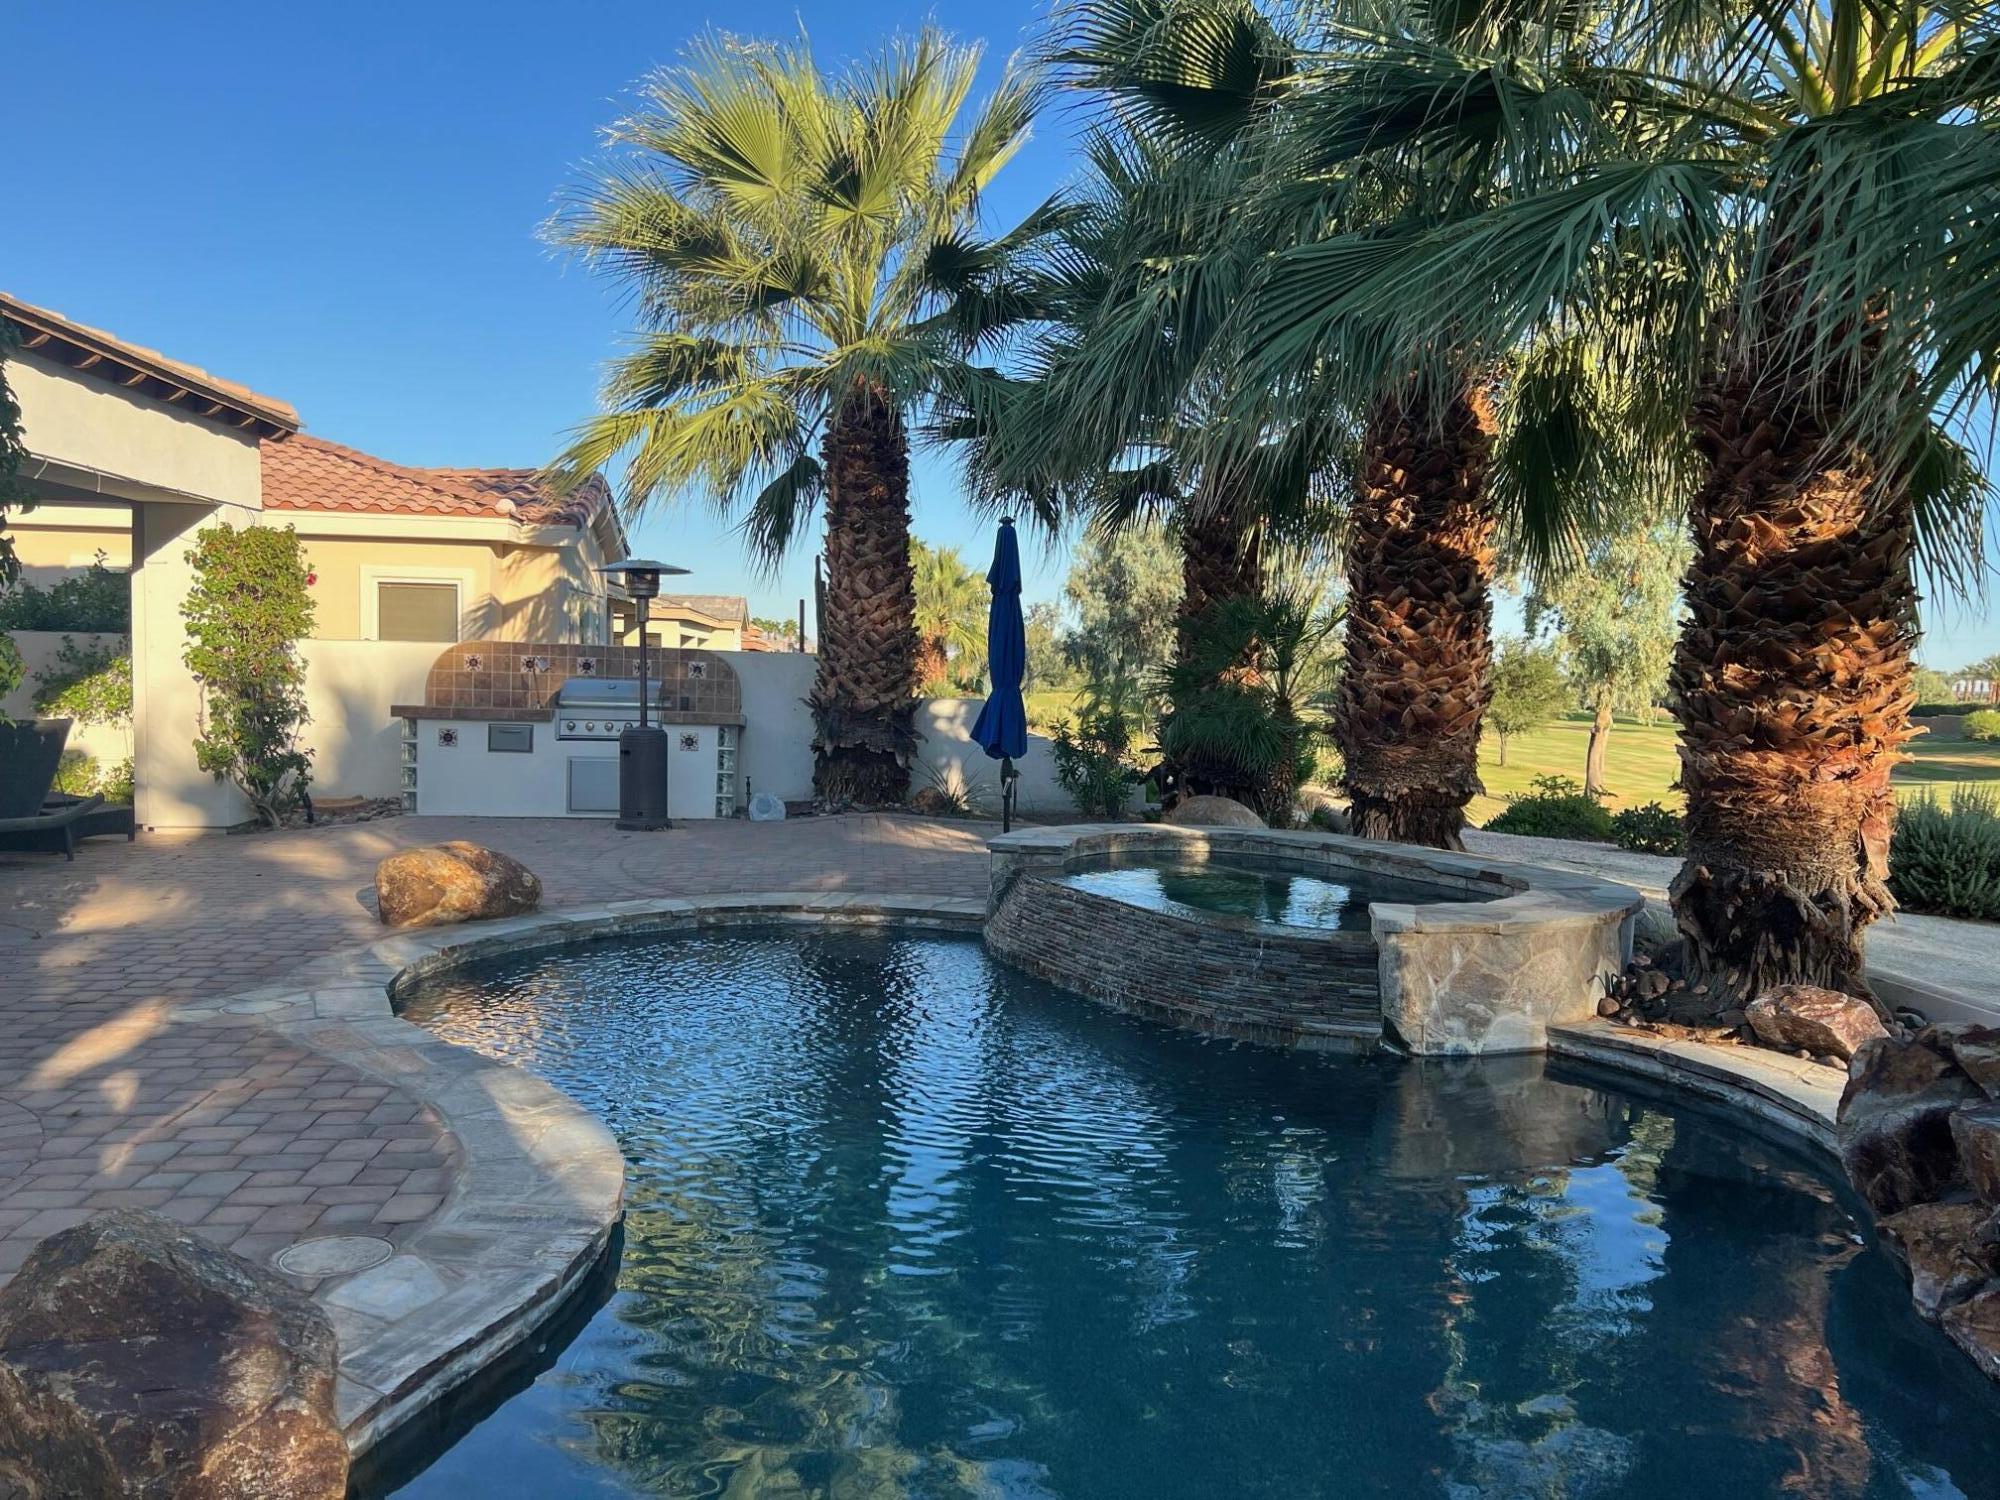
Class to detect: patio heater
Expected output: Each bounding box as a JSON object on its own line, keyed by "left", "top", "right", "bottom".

{"left": 602, "top": 558, "right": 689, "bottom": 831}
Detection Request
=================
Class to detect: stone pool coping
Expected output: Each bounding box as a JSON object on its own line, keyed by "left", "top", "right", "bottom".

{"left": 170, "top": 891, "right": 986, "bottom": 1459}
{"left": 1549, "top": 1019, "right": 1843, "bottom": 1154}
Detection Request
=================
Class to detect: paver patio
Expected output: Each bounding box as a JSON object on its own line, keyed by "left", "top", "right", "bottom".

{"left": 0, "top": 813, "right": 991, "bottom": 1284}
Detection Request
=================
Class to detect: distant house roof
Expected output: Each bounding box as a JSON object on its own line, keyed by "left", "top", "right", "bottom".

{"left": 262, "top": 435, "right": 612, "bottom": 529}
{"left": 0, "top": 292, "right": 299, "bottom": 439}
{"left": 651, "top": 594, "right": 750, "bottom": 626}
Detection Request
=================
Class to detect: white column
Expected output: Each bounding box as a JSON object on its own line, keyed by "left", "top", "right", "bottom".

{"left": 129, "top": 500, "right": 249, "bottom": 829}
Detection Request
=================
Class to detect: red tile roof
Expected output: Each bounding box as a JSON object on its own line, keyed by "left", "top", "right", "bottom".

{"left": 262, "top": 435, "right": 610, "bottom": 528}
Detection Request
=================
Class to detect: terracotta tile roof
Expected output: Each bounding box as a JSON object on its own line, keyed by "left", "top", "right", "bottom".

{"left": 1, "top": 291, "right": 299, "bottom": 436}
{"left": 261, "top": 435, "right": 610, "bottom": 528}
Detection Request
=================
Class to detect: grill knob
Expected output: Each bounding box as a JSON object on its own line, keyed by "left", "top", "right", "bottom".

{"left": 585, "top": 721, "right": 597, "bottom": 732}
{"left": 564, "top": 721, "right": 576, "bottom": 732}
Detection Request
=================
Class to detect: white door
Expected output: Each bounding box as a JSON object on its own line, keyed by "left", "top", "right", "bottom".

{"left": 667, "top": 726, "right": 716, "bottom": 820}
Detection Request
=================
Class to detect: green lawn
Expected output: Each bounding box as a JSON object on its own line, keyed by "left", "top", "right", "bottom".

{"left": 1472, "top": 712, "right": 2000, "bottom": 827}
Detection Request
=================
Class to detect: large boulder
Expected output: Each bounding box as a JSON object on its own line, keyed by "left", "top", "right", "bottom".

{"left": 1876, "top": 1201, "right": 1994, "bottom": 1320}
{"left": 1838, "top": 1029, "right": 1986, "bottom": 1215}
{"left": 374, "top": 841, "right": 541, "bottom": 928}
{"left": 1165, "top": 795, "right": 1264, "bottom": 829}
{"left": 1745, "top": 984, "right": 1888, "bottom": 1061}
{"left": 1952, "top": 1105, "right": 2000, "bottom": 1205}
{"left": 1943, "top": 1286, "right": 2000, "bottom": 1383}
{"left": 0, "top": 1210, "right": 346, "bottom": 1499}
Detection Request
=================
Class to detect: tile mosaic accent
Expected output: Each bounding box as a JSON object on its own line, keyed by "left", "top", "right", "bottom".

{"left": 418, "top": 642, "right": 744, "bottom": 724}
{"left": 679, "top": 733, "right": 701, "bottom": 752}
{"left": 437, "top": 728, "right": 458, "bottom": 748}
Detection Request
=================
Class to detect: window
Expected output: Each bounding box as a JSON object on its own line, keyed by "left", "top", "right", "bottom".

{"left": 375, "top": 582, "right": 459, "bottom": 641}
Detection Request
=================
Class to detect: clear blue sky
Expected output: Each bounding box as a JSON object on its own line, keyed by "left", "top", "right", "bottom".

{"left": 4, "top": 1, "right": 1994, "bottom": 664}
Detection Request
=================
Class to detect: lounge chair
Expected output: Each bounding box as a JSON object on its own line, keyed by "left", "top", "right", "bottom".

{"left": 0, "top": 719, "right": 135, "bottom": 860}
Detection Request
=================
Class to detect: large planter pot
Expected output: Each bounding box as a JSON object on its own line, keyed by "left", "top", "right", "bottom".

{"left": 0, "top": 718, "right": 72, "bottom": 819}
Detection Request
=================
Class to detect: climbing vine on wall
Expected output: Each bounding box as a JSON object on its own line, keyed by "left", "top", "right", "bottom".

{"left": 181, "top": 523, "right": 316, "bottom": 827}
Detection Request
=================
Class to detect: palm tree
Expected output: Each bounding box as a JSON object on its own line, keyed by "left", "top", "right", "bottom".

{"left": 910, "top": 540, "right": 987, "bottom": 691}
{"left": 1244, "top": 1, "right": 1995, "bottom": 1009}
{"left": 550, "top": 31, "right": 1044, "bottom": 803}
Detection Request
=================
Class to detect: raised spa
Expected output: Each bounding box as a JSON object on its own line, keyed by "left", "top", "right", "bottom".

{"left": 1055, "top": 850, "right": 1492, "bottom": 931}
{"left": 377, "top": 927, "right": 2000, "bottom": 1498}
{"left": 986, "top": 826, "right": 1644, "bottom": 1054}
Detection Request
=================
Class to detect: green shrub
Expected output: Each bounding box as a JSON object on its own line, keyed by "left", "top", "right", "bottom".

{"left": 32, "top": 637, "right": 131, "bottom": 725}
{"left": 1965, "top": 709, "right": 2000, "bottom": 742}
{"left": 49, "top": 750, "right": 134, "bottom": 804}
{"left": 1052, "top": 708, "right": 1142, "bottom": 819}
{"left": 1611, "top": 801, "right": 1686, "bottom": 855}
{"left": 0, "top": 561, "right": 130, "bottom": 632}
{"left": 1890, "top": 791, "right": 2000, "bottom": 921}
{"left": 1484, "top": 774, "right": 1616, "bottom": 843}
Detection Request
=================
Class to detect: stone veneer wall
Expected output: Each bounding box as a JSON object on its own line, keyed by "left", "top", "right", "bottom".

{"left": 986, "top": 826, "right": 1645, "bottom": 1057}
{"left": 986, "top": 874, "right": 1382, "bottom": 1049}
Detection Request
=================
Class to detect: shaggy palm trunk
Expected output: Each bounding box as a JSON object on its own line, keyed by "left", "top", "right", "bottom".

{"left": 1584, "top": 689, "right": 1614, "bottom": 798}
{"left": 915, "top": 637, "right": 951, "bottom": 693}
{"left": 1170, "top": 501, "right": 1267, "bottom": 806}
{"left": 1668, "top": 358, "right": 1917, "bottom": 1016}
{"left": 809, "top": 384, "right": 920, "bottom": 805}
{"left": 1176, "top": 503, "right": 1263, "bottom": 663}
{"left": 1336, "top": 383, "right": 1498, "bottom": 849}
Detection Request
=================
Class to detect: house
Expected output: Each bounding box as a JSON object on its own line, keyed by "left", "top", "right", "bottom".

{"left": 260, "top": 436, "right": 627, "bottom": 646}
{"left": 1, "top": 292, "right": 627, "bottom": 824}
{"left": 617, "top": 594, "right": 751, "bottom": 650}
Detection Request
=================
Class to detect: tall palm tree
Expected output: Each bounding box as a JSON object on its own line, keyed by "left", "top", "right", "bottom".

{"left": 550, "top": 31, "right": 1045, "bottom": 803}
{"left": 1245, "top": 1, "right": 1996, "bottom": 1009}
{"left": 910, "top": 540, "right": 987, "bottom": 690}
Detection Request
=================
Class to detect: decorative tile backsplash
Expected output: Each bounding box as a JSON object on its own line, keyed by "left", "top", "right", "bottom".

{"left": 418, "top": 641, "right": 745, "bottom": 723}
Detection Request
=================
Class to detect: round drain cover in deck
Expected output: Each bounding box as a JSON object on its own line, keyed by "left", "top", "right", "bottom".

{"left": 274, "top": 1235, "right": 396, "bottom": 1277}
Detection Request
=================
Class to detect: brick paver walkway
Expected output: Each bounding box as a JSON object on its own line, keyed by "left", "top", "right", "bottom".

{"left": 0, "top": 814, "right": 990, "bottom": 1281}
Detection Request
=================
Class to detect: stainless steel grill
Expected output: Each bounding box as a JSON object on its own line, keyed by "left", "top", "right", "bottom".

{"left": 553, "top": 677, "right": 690, "bottom": 741}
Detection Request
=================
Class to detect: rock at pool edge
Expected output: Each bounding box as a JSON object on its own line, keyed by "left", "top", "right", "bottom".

{"left": 0, "top": 1209, "right": 346, "bottom": 1499}
{"left": 375, "top": 840, "right": 542, "bottom": 928}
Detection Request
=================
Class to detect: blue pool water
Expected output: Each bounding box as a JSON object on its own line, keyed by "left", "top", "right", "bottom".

{"left": 385, "top": 930, "right": 2000, "bottom": 1498}
{"left": 1054, "top": 853, "right": 1490, "bottom": 930}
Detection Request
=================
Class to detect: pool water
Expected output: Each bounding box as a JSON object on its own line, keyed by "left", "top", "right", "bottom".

{"left": 1054, "top": 853, "right": 1491, "bottom": 931}
{"left": 385, "top": 930, "right": 2000, "bottom": 1498}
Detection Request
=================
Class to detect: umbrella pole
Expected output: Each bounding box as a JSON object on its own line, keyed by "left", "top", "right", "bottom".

{"left": 1001, "top": 755, "right": 1015, "bottom": 833}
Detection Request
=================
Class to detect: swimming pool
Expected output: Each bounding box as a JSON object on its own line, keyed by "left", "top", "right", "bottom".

{"left": 380, "top": 928, "right": 1999, "bottom": 1498}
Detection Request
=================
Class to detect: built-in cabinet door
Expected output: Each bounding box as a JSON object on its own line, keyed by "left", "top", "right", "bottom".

{"left": 666, "top": 727, "right": 717, "bottom": 820}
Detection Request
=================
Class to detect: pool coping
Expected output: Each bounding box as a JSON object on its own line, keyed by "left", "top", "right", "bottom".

{"left": 1547, "top": 1018, "right": 1843, "bottom": 1155}
{"left": 170, "top": 891, "right": 988, "bottom": 1460}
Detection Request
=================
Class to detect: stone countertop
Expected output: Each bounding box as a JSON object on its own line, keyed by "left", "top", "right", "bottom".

{"left": 392, "top": 705, "right": 746, "bottom": 727}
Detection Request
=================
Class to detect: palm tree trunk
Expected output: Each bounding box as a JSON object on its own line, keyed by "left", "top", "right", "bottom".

{"left": 1170, "top": 500, "right": 1266, "bottom": 805}
{"left": 1668, "top": 368, "right": 1917, "bottom": 1017}
{"left": 1176, "top": 501, "right": 1262, "bottom": 662}
{"left": 1336, "top": 381, "right": 1498, "bottom": 849}
{"left": 1584, "top": 689, "right": 1614, "bottom": 798}
{"left": 809, "top": 383, "right": 920, "bottom": 805}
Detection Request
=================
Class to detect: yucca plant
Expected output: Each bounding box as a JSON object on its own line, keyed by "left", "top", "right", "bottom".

{"left": 1236, "top": 0, "right": 1996, "bottom": 1010}
{"left": 550, "top": 31, "right": 1047, "bottom": 803}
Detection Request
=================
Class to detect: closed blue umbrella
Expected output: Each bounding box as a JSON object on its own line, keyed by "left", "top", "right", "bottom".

{"left": 972, "top": 518, "right": 1028, "bottom": 829}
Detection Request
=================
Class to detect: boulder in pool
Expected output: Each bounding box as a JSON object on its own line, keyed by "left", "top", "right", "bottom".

{"left": 1745, "top": 984, "right": 1886, "bottom": 1062}
{"left": 1166, "top": 795, "right": 1263, "bottom": 829}
{"left": 375, "top": 841, "right": 541, "bottom": 928}
{"left": 1838, "top": 1028, "right": 1985, "bottom": 1215}
{"left": 0, "top": 1209, "right": 347, "bottom": 1499}
{"left": 1877, "top": 1201, "right": 1994, "bottom": 1320}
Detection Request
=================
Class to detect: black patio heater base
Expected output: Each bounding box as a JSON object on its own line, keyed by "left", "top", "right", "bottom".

{"left": 616, "top": 724, "right": 672, "bottom": 831}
